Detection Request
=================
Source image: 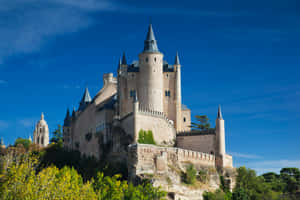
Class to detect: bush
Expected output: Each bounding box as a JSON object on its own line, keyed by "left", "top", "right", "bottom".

{"left": 183, "top": 164, "right": 197, "bottom": 185}
{"left": 138, "top": 130, "right": 156, "bottom": 145}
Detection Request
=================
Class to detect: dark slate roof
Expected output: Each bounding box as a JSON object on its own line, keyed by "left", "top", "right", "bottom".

{"left": 217, "top": 105, "right": 223, "bottom": 119}
{"left": 127, "top": 61, "right": 139, "bottom": 72}
{"left": 122, "top": 52, "right": 127, "bottom": 65}
{"left": 64, "top": 108, "right": 71, "bottom": 126}
{"left": 97, "top": 95, "right": 117, "bottom": 112}
{"left": 78, "top": 88, "right": 92, "bottom": 111}
{"left": 174, "top": 51, "right": 180, "bottom": 65}
{"left": 143, "top": 24, "right": 159, "bottom": 53}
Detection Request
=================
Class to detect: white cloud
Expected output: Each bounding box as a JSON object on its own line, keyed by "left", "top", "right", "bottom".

{"left": 228, "top": 152, "right": 262, "bottom": 159}
{"left": 0, "top": 0, "right": 116, "bottom": 64}
{"left": 18, "top": 118, "right": 37, "bottom": 128}
{"left": 237, "top": 160, "right": 300, "bottom": 175}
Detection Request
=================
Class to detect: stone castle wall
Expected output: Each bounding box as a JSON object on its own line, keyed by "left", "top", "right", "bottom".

{"left": 128, "top": 144, "right": 215, "bottom": 181}
{"left": 134, "top": 107, "right": 176, "bottom": 145}
{"left": 176, "top": 134, "right": 216, "bottom": 155}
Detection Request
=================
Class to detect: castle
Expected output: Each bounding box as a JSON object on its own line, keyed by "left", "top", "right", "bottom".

{"left": 62, "top": 24, "right": 234, "bottom": 197}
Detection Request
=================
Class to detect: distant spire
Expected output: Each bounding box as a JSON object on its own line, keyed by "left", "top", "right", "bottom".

{"left": 72, "top": 107, "right": 76, "bottom": 117}
{"left": 143, "top": 24, "right": 159, "bottom": 52}
{"left": 174, "top": 51, "right": 180, "bottom": 65}
{"left": 64, "top": 108, "right": 71, "bottom": 126}
{"left": 78, "top": 87, "right": 92, "bottom": 111}
{"left": 0, "top": 138, "right": 3, "bottom": 145}
{"left": 217, "top": 105, "right": 223, "bottom": 119}
{"left": 41, "top": 112, "right": 44, "bottom": 120}
{"left": 122, "top": 52, "right": 127, "bottom": 65}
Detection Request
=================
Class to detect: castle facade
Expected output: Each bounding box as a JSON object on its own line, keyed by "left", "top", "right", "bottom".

{"left": 63, "top": 25, "right": 233, "bottom": 189}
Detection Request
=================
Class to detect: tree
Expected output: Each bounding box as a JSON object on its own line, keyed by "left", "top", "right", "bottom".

{"left": 51, "top": 124, "right": 63, "bottom": 145}
{"left": 190, "top": 115, "right": 214, "bottom": 132}
{"left": 14, "top": 138, "right": 31, "bottom": 149}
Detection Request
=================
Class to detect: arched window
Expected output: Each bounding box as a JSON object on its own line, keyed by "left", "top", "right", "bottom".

{"left": 145, "top": 57, "right": 148, "bottom": 63}
{"left": 183, "top": 117, "right": 186, "bottom": 122}
{"left": 37, "top": 137, "right": 40, "bottom": 144}
{"left": 41, "top": 136, "right": 44, "bottom": 145}
{"left": 154, "top": 57, "right": 157, "bottom": 62}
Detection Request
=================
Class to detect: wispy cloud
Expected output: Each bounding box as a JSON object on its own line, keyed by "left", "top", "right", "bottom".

{"left": 0, "top": 80, "right": 7, "bottom": 84}
{"left": 229, "top": 152, "right": 262, "bottom": 159}
{"left": 18, "top": 118, "right": 38, "bottom": 128}
{"left": 62, "top": 84, "right": 81, "bottom": 89}
{"left": 237, "top": 160, "right": 300, "bottom": 175}
{"left": 0, "top": 0, "right": 116, "bottom": 64}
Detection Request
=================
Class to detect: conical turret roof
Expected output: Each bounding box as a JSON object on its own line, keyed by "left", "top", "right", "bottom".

{"left": 217, "top": 105, "right": 223, "bottom": 119}
{"left": 174, "top": 51, "right": 180, "bottom": 65}
{"left": 143, "top": 24, "right": 159, "bottom": 53}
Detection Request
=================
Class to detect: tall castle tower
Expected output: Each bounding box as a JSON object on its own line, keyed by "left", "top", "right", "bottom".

{"left": 33, "top": 113, "right": 49, "bottom": 147}
{"left": 215, "top": 106, "right": 226, "bottom": 157}
{"left": 138, "top": 24, "right": 164, "bottom": 112}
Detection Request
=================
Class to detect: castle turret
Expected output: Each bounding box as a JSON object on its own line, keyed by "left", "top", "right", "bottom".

{"left": 174, "top": 51, "right": 182, "bottom": 131}
{"left": 215, "top": 106, "right": 226, "bottom": 157}
{"left": 138, "top": 24, "right": 164, "bottom": 112}
{"left": 63, "top": 108, "right": 72, "bottom": 147}
{"left": 64, "top": 108, "right": 71, "bottom": 127}
{"left": 33, "top": 113, "right": 49, "bottom": 147}
{"left": 78, "top": 87, "right": 92, "bottom": 111}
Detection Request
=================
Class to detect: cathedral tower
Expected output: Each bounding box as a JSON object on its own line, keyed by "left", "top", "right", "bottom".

{"left": 33, "top": 113, "right": 49, "bottom": 147}
{"left": 138, "top": 24, "right": 164, "bottom": 112}
{"left": 215, "top": 106, "right": 226, "bottom": 157}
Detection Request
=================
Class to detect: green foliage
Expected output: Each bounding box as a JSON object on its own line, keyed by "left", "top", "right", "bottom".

{"left": 138, "top": 129, "right": 156, "bottom": 145}
{"left": 0, "top": 150, "right": 166, "bottom": 200}
{"left": 203, "top": 189, "right": 231, "bottom": 200}
{"left": 51, "top": 124, "right": 63, "bottom": 144}
{"left": 190, "top": 115, "right": 215, "bottom": 132}
{"left": 183, "top": 164, "right": 197, "bottom": 185}
{"left": 14, "top": 137, "right": 31, "bottom": 149}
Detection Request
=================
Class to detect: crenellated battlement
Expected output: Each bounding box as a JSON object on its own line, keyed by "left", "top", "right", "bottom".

{"left": 137, "top": 106, "right": 174, "bottom": 127}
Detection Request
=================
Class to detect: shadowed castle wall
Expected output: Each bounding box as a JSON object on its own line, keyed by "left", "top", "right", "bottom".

{"left": 176, "top": 134, "right": 216, "bottom": 155}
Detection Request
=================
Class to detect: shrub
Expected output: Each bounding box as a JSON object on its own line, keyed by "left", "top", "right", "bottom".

{"left": 138, "top": 130, "right": 156, "bottom": 145}
{"left": 183, "top": 164, "right": 197, "bottom": 185}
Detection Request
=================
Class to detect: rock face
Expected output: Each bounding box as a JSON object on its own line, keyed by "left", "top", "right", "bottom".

{"left": 128, "top": 144, "right": 236, "bottom": 200}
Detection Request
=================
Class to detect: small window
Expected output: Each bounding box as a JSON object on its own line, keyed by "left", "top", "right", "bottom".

{"left": 165, "top": 90, "right": 171, "bottom": 97}
{"left": 145, "top": 57, "right": 148, "bottom": 62}
{"left": 183, "top": 117, "right": 186, "bottom": 122}
{"left": 130, "top": 90, "right": 136, "bottom": 98}
{"left": 166, "top": 74, "right": 168, "bottom": 78}
{"left": 154, "top": 57, "right": 157, "bottom": 62}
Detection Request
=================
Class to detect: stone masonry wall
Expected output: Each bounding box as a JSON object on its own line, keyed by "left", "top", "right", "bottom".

{"left": 176, "top": 134, "right": 216, "bottom": 155}
{"left": 135, "top": 108, "right": 176, "bottom": 145}
{"left": 128, "top": 144, "right": 215, "bottom": 181}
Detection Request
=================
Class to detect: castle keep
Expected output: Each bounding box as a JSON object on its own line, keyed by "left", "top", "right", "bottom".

{"left": 63, "top": 25, "right": 234, "bottom": 197}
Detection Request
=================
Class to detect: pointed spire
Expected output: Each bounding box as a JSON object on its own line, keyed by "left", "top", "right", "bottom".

{"left": 72, "top": 107, "right": 76, "bottom": 117}
{"left": 217, "top": 105, "right": 223, "bottom": 119}
{"left": 143, "top": 24, "right": 159, "bottom": 52}
{"left": 64, "top": 108, "right": 71, "bottom": 126}
{"left": 174, "top": 51, "right": 180, "bottom": 65}
{"left": 122, "top": 52, "right": 127, "bottom": 65}
{"left": 0, "top": 138, "right": 3, "bottom": 145}
{"left": 41, "top": 112, "right": 44, "bottom": 120}
{"left": 81, "top": 88, "right": 92, "bottom": 103}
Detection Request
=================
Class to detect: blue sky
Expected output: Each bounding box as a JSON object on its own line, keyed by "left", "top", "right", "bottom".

{"left": 0, "top": 0, "right": 299, "bottom": 174}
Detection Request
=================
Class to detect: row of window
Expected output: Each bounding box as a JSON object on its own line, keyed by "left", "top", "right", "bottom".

{"left": 129, "top": 90, "right": 171, "bottom": 98}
